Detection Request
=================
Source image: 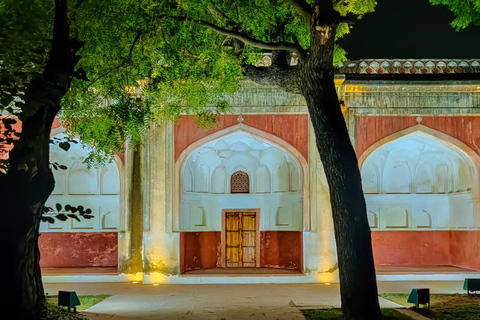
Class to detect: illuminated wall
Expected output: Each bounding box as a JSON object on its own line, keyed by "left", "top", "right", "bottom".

{"left": 180, "top": 131, "right": 303, "bottom": 232}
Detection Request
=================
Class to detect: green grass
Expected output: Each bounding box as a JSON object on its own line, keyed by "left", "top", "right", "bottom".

{"left": 46, "top": 294, "right": 111, "bottom": 311}
{"left": 302, "top": 309, "right": 413, "bottom": 320}
{"left": 380, "top": 293, "right": 480, "bottom": 320}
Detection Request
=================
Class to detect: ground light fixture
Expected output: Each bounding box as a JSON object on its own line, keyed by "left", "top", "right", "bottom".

{"left": 58, "top": 291, "right": 81, "bottom": 313}
{"left": 463, "top": 278, "right": 480, "bottom": 295}
{"left": 407, "top": 288, "right": 430, "bottom": 309}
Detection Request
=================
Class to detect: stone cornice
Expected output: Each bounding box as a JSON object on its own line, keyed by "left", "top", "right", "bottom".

{"left": 339, "top": 59, "right": 480, "bottom": 75}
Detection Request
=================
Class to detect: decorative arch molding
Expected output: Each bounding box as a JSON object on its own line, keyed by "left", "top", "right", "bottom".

{"left": 358, "top": 124, "right": 480, "bottom": 230}
{"left": 358, "top": 124, "right": 480, "bottom": 190}
{"left": 174, "top": 123, "right": 310, "bottom": 232}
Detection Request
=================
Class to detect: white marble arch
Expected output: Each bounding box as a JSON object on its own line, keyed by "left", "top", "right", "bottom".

{"left": 41, "top": 132, "right": 125, "bottom": 232}
{"left": 174, "top": 123, "right": 309, "bottom": 232}
{"left": 359, "top": 125, "right": 480, "bottom": 230}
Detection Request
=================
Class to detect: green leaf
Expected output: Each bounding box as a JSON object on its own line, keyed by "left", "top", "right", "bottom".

{"left": 58, "top": 141, "right": 71, "bottom": 151}
{"left": 67, "top": 214, "right": 81, "bottom": 222}
{"left": 41, "top": 216, "right": 55, "bottom": 224}
{"left": 55, "top": 203, "right": 62, "bottom": 212}
{"left": 55, "top": 213, "right": 68, "bottom": 221}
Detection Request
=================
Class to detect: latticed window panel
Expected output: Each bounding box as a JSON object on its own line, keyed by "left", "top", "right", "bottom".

{"left": 231, "top": 171, "right": 250, "bottom": 193}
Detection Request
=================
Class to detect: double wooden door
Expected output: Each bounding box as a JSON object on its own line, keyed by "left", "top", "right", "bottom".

{"left": 225, "top": 211, "right": 258, "bottom": 267}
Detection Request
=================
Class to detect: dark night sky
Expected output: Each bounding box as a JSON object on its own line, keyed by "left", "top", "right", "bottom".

{"left": 338, "top": 0, "right": 480, "bottom": 59}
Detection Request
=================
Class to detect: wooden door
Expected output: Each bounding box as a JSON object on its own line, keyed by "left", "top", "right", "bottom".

{"left": 225, "top": 212, "right": 257, "bottom": 267}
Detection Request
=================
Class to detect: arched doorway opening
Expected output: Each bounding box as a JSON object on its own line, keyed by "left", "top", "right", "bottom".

{"left": 360, "top": 129, "right": 480, "bottom": 271}
{"left": 179, "top": 130, "right": 305, "bottom": 273}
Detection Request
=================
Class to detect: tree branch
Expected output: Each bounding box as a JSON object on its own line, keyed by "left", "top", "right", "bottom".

{"left": 285, "top": 0, "right": 312, "bottom": 21}
{"left": 241, "top": 64, "right": 301, "bottom": 94}
{"left": 74, "top": 0, "right": 88, "bottom": 10}
{"left": 166, "top": 16, "right": 306, "bottom": 58}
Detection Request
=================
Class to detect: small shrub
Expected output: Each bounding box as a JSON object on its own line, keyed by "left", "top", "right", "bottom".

{"left": 42, "top": 303, "right": 87, "bottom": 320}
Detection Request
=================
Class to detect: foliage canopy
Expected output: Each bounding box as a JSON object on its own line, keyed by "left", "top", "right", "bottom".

{"left": 1, "top": 0, "right": 378, "bottom": 165}
{"left": 430, "top": 0, "right": 480, "bottom": 30}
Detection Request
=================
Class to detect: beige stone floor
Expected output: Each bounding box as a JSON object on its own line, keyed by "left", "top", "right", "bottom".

{"left": 376, "top": 265, "right": 477, "bottom": 274}
{"left": 41, "top": 265, "right": 478, "bottom": 276}
{"left": 45, "top": 281, "right": 461, "bottom": 320}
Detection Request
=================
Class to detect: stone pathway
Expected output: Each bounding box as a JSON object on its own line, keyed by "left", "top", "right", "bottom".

{"left": 44, "top": 281, "right": 465, "bottom": 320}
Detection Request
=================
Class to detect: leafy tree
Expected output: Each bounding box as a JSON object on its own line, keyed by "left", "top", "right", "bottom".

{"left": 429, "top": 0, "right": 480, "bottom": 29}
{"left": 0, "top": 0, "right": 384, "bottom": 319}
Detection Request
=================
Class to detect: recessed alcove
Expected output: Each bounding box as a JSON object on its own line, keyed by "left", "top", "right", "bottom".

{"left": 361, "top": 131, "right": 476, "bottom": 230}
{"left": 179, "top": 130, "right": 304, "bottom": 273}
{"left": 361, "top": 129, "right": 480, "bottom": 271}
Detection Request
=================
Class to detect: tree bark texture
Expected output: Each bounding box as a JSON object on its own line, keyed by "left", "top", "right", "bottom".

{"left": 298, "top": 1, "right": 382, "bottom": 319}
{"left": 0, "top": 1, "right": 79, "bottom": 318}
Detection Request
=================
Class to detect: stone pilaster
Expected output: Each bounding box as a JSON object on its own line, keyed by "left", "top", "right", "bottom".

{"left": 304, "top": 119, "right": 338, "bottom": 282}
{"left": 118, "top": 142, "right": 144, "bottom": 281}
{"left": 141, "top": 123, "right": 179, "bottom": 284}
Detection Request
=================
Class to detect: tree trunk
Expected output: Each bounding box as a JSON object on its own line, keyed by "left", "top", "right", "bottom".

{"left": 299, "top": 1, "right": 382, "bottom": 319}
{"left": 0, "top": 1, "right": 79, "bottom": 318}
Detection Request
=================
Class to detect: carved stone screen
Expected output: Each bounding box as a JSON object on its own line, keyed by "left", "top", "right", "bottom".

{"left": 231, "top": 171, "right": 250, "bottom": 193}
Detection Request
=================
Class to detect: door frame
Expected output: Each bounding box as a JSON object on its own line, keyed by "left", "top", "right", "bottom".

{"left": 221, "top": 208, "right": 261, "bottom": 268}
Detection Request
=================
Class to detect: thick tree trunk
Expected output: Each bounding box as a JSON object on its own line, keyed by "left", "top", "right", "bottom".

{"left": 0, "top": 1, "right": 79, "bottom": 318}
{"left": 298, "top": 1, "right": 382, "bottom": 319}
{"left": 303, "top": 76, "right": 381, "bottom": 320}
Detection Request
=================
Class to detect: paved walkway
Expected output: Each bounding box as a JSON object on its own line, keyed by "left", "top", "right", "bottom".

{"left": 44, "top": 281, "right": 465, "bottom": 320}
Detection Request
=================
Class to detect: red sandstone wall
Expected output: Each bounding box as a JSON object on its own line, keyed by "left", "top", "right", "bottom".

{"left": 174, "top": 115, "right": 309, "bottom": 161}
{"left": 180, "top": 231, "right": 303, "bottom": 272}
{"left": 260, "top": 231, "right": 303, "bottom": 270}
{"left": 371, "top": 231, "right": 452, "bottom": 266}
{"left": 180, "top": 232, "right": 222, "bottom": 272}
{"left": 450, "top": 231, "right": 480, "bottom": 271}
{"left": 359, "top": 116, "right": 480, "bottom": 271}
{"left": 39, "top": 233, "right": 118, "bottom": 268}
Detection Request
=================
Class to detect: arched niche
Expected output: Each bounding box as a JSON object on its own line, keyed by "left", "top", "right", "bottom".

{"left": 175, "top": 125, "right": 307, "bottom": 232}
{"left": 359, "top": 127, "right": 479, "bottom": 230}
{"left": 180, "top": 130, "right": 303, "bottom": 196}
{"left": 362, "top": 163, "right": 380, "bottom": 194}
{"left": 69, "top": 162, "right": 98, "bottom": 195}
{"left": 50, "top": 153, "right": 67, "bottom": 195}
{"left": 101, "top": 163, "right": 120, "bottom": 195}
{"left": 42, "top": 132, "right": 123, "bottom": 232}
{"left": 211, "top": 167, "right": 226, "bottom": 194}
{"left": 255, "top": 166, "right": 271, "bottom": 193}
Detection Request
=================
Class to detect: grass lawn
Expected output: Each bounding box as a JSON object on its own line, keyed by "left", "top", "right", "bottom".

{"left": 46, "top": 294, "right": 111, "bottom": 311}
{"left": 380, "top": 293, "right": 480, "bottom": 320}
{"left": 302, "top": 309, "right": 413, "bottom": 320}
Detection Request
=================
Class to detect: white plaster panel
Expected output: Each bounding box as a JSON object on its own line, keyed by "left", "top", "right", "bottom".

{"left": 101, "top": 164, "right": 120, "bottom": 195}
{"left": 362, "top": 131, "right": 478, "bottom": 230}
{"left": 41, "top": 134, "right": 122, "bottom": 233}
{"left": 101, "top": 205, "right": 121, "bottom": 230}
{"left": 366, "top": 204, "right": 379, "bottom": 228}
{"left": 180, "top": 131, "right": 303, "bottom": 231}
{"left": 180, "top": 193, "right": 302, "bottom": 231}
{"left": 383, "top": 206, "right": 409, "bottom": 228}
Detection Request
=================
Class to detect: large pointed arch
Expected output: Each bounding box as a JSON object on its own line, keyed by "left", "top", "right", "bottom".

{"left": 358, "top": 124, "right": 480, "bottom": 229}
{"left": 358, "top": 124, "right": 480, "bottom": 195}
{"left": 173, "top": 123, "right": 309, "bottom": 232}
